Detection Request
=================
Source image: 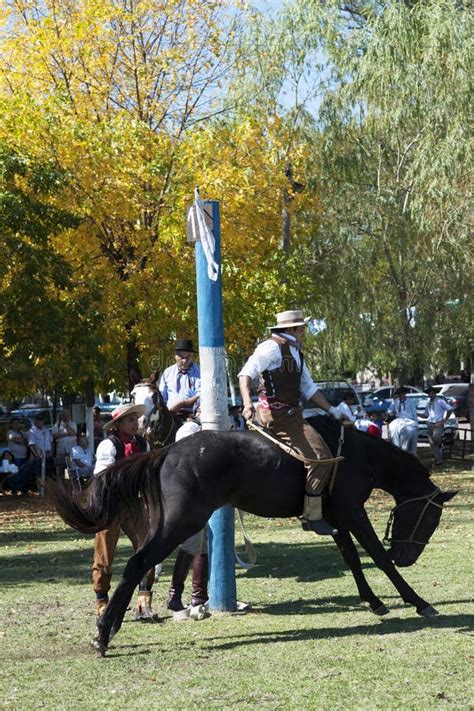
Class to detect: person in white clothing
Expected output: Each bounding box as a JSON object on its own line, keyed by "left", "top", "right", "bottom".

{"left": 52, "top": 410, "right": 77, "bottom": 456}
{"left": 424, "top": 387, "right": 453, "bottom": 465}
{"left": 239, "top": 309, "right": 343, "bottom": 536}
{"left": 336, "top": 391, "right": 357, "bottom": 423}
{"left": 28, "top": 414, "right": 55, "bottom": 479}
{"left": 6, "top": 418, "right": 28, "bottom": 466}
{"left": 71, "top": 435, "right": 94, "bottom": 477}
{"left": 387, "top": 387, "right": 419, "bottom": 455}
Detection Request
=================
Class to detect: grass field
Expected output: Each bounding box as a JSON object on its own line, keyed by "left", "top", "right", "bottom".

{"left": 1, "top": 459, "right": 473, "bottom": 711}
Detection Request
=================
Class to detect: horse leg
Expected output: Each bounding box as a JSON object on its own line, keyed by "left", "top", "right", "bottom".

{"left": 94, "top": 532, "right": 179, "bottom": 656}
{"left": 332, "top": 529, "right": 389, "bottom": 616}
{"left": 350, "top": 509, "right": 437, "bottom": 616}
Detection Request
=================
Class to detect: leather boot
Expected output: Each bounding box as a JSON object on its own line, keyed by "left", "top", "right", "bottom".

{"left": 191, "top": 554, "right": 209, "bottom": 607}
{"left": 133, "top": 591, "right": 160, "bottom": 623}
{"left": 96, "top": 597, "right": 108, "bottom": 619}
{"left": 301, "top": 494, "right": 338, "bottom": 536}
{"left": 167, "top": 549, "right": 193, "bottom": 612}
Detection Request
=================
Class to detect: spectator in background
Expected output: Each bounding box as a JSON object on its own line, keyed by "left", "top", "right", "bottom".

{"left": 387, "top": 387, "right": 419, "bottom": 455}
{"left": 159, "top": 339, "right": 201, "bottom": 423}
{"left": 1, "top": 450, "right": 36, "bottom": 495}
{"left": 71, "top": 434, "right": 94, "bottom": 478}
{"left": 336, "top": 391, "right": 357, "bottom": 424}
{"left": 28, "top": 414, "right": 55, "bottom": 476}
{"left": 6, "top": 418, "right": 28, "bottom": 467}
{"left": 424, "top": 386, "right": 453, "bottom": 466}
{"left": 93, "top": 406, "right": 104, "bottom": 452}
{"left": 229, "top": 405, "right": 246, "bottom": 430}
{"left": 53, "top": 410, "right": 77, "bottom": 457}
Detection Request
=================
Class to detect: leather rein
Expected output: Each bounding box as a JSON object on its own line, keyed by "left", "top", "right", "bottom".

{"left": 383, "top": 487, "right": 442, "bottom": 547}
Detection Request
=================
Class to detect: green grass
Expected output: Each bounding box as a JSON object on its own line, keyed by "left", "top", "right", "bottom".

{"left": 0, "top": 461, "right": 473, "bottom": 711}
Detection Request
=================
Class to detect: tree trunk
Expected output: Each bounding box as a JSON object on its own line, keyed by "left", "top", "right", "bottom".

{"left": 126, "top": 337, "right": 142, "bottom": 393}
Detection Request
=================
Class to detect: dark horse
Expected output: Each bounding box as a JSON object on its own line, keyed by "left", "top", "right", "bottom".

{"left": 51, "top": 415, "right": 457, "bottom": 656}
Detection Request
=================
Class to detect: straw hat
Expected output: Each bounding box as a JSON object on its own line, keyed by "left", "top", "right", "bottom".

{"left": 269, "top": 310, "right": 308, "bottom": 330}
{"left": 103, "top": 403, "right": 147, "bottom": 431}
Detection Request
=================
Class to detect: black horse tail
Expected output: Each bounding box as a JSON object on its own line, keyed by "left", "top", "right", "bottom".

{"left": 49, "top": 449, "right": 167, "bottom": 535}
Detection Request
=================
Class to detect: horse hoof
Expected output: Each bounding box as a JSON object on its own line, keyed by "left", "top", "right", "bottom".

{"left": 91, "top": 636, "right": 108, "bottom": 657}
{"left": 418, "top": 604, "right": 439, "bottom": 617}
{"left": 372, "top": 604, "right": 390, "bottom": 616}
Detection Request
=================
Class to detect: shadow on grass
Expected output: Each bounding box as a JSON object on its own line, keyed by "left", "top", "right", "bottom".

{"left": 257, "top": 595, "right": 474, "bottom": 616}
{"left": 0, "top": 539, "right": 364, "bottom": 586}
{"left": 102, "top": 610, "right": 474, "bottom": 659}
{"left": 199, "top": 613, "right": 474, "bottom": 651}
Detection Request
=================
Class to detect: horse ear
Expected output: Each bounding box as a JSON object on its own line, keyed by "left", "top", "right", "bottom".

{"left": 439, "top": 490, "right": 459, "bottom": 503}
{"left": 149, "top": 369, "right": 161, "bottom": 385}
{"left": 129, "top": 369, "right": 141, "bottom": 386}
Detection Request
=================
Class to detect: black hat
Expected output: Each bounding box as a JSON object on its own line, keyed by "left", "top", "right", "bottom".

{"left": 395, "top": 386, "right": 408, "bottom": 395}
{"left": 175, "top": 338, "right": 197, "bottom": 353}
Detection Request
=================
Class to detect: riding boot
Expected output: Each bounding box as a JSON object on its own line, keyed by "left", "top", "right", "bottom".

{"left": 191, "top": 553, "right": 209, "bottom": 607}
{"left": 133, "top": 591, "right": 161, "bottom": 623}
{"left": 301, "top": 493, "right": 338, "bottom": 536}
{"left": 167, "top": 549, "right": 193, "bottom": 612}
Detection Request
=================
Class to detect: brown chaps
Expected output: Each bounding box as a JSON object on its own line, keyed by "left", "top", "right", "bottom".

{"left": 255, "top": 407, "right": 333, "bottom": 494}
{"left": 92, "top": 504, "right": 154, "bottom": 596}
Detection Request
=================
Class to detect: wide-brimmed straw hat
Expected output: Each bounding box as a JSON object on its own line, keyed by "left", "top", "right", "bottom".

{"left": 269, "top": 310, "right": 308, "bottom": 330}
{"left": 103, "top": 403, "right": 147, "bottom": 431}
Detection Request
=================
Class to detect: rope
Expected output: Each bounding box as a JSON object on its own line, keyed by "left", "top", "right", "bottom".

{"left": 246, "top": 420, "right": 344, "bottom": 467}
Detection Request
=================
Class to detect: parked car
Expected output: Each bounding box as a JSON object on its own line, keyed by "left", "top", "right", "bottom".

{"left": 372, "top": 385, "right": 422, "bottom": 401}
{"left": 10, "top": 406, "right": 54, "bottom": 429}
{"left": 303, "top": 380, "right": 365, "bottom": 419}
{"left": 401, "top": 393, "right": 459, "bottom": 444}
{"left": 429, "top": 383, "right": 469, "bottom": 421}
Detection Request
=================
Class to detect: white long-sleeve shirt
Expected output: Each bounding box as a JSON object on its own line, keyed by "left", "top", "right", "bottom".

{"left": 424, "top": 397, "right": 452, "bottom": 423}
{"left": 94, "top": 437, "right": 150, "bottom": 475}
{"left": 238, "top": 334, "right": 320, "bottom": 402}
{"left": 387, "top": 398, "right": 418, "bottom": 423}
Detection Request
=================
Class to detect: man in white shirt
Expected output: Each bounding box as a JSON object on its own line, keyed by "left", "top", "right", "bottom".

{"left": 424, "top": 387, "right": 453, "bottom": 465}
{"left": 239, "top": 309, "right": 343, "bottom": 536}
{"left": 71, "top": 435, "right": 94, "bottom": 477}
{"left": 336, "top": 392, "right": 357, "bottom": 424}
{"left": 387, "top": 387, "right": 419, "bottom": 455}
{"left": 52, "top": 410, "right": 78, "bottom": 456}
{"left": 7, "top": 418, "right": 28, "bottom": 466}
{"left": 28, "top": 414, "right": 52, "bottom": 456}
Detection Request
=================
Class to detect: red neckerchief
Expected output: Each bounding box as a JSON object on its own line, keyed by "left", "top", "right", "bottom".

{"left": 119, "top": 434, "right": 141, "bottom": 458}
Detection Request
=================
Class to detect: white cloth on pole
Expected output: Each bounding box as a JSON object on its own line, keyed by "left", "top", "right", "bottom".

{"left": 187, "top": 188, "right": 219, "bottom": 281}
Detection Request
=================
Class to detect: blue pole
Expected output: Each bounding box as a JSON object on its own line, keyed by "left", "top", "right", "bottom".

{"left": 195, "top": 199, "right": 236, "bottom": 612}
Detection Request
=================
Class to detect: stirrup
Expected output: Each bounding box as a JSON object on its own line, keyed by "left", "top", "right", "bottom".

{"left": 301, "top": 518, "right": 338, "bottom": 536}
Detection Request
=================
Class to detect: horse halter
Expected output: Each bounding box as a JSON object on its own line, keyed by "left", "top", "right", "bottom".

{"left": 383, "top": 487, "right": 443, "bottom": 547}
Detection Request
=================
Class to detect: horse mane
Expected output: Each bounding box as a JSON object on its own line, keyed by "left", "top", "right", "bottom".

{"left": 308, "top": 415, "right": 430, "bottom": 480}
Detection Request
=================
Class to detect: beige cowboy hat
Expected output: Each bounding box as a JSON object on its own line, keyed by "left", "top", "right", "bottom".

{"left": 269, "top": 309, "right": 309, "bottom": 330}
{"left": 103, "top": 403, "right": 147, "bottom": 431}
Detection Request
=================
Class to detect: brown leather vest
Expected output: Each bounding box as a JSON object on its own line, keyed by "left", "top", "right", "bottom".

{"left": 260, "top": 335, "right": 303, "bottom": 408}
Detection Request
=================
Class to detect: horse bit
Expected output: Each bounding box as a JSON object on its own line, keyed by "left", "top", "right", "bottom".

{"left": 383, "top": 486, "right": 443, "bottom": 547}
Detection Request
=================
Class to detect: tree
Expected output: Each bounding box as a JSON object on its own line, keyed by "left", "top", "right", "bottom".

{"left": 0, "top": 144, "right": 105, "bottom": 399}
{"left": 0, "top": 0, "right": 245, "bottom": 387}
{"left": 243, "top": 0, "right": 472, "bottom": 382}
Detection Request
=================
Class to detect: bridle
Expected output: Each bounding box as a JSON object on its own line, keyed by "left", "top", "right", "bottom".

{"left": 148, "top": 403, "right": 177, "bottom": 448}
{"left": 383, "top": 487, "right": 443, "bottom": 547}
